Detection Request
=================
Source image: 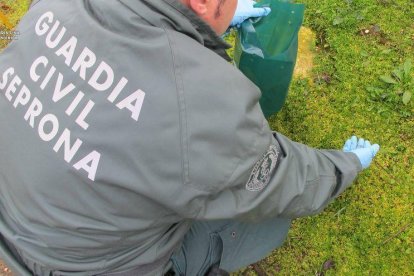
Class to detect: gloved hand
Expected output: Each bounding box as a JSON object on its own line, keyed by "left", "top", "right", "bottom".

{"left": 230, "top": 0, "right": 271, "bottom": 27}
{"left": 343, "top": 136, "right": 380, "bottom": 169}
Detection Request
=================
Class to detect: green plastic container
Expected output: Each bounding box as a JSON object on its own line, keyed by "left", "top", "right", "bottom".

{"left": 234, "top": 0, "right": 305, "bottom": 118}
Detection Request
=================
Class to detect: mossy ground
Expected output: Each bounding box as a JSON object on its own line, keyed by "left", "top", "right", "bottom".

{"left": 0, "top": 0, "right": 30, "bottom": 49}
{"left": 231, "top": 0, "right": 413, "bottom": 275}
{"left": 0, "top": 0, "right": 413, "bottom": 275}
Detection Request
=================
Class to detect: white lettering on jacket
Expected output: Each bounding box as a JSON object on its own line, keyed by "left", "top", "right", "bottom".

{"left": 30, "top": 56, "right": 93, "bottom": 130}
{"left": 0, "top": 67, "right": 101, "bottom": 181}
{"left": 35, "top": 11, "right": 146, "bottom": 122}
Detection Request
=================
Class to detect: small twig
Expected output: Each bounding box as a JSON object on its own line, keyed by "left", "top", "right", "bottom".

{"left": 382, "top": 223, "right": 411, "bottom": 245}
{"left": 334, "top": 207, "right": 346, "bottom": 217}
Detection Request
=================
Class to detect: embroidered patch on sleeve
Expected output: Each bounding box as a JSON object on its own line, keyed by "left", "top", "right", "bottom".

{"left": 246, "top": 145, "right": 279, "bottom": 192}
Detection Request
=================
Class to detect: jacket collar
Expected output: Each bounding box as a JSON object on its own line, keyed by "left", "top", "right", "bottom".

{"left": 119, "top": 0, "right": 231, "bottom": 60}
{"left": 162, "top": 0, "right": 231, "bottom": 60}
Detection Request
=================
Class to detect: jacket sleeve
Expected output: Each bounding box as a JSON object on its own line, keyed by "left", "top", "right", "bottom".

{"left": 163, "top": 31, "right": 363, "bottom": 221}
{"left": 251, "top": 132, "right": 363, "bottom": 219}
{"left": 183, "top": 130, "right": 363, "bottom": 221}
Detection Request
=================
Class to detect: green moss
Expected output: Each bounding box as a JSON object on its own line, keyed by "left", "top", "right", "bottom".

{"left": 0, "top": 0, "right": 30, "bottom": 49}
{"left": 231, "top": 0, "right": 413, "bottom": 274}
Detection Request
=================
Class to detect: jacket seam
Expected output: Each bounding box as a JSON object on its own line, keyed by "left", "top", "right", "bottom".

{"left": 163, "top": 28, "right": 191, "bottom": 187}
{"left": 225, "top": 119, "right": 271, "bottom": 191}
{"left": 162, "top": 27, "right": 262, "bottom": 195}
{"left": 29, "top": 0, "right": 42, "bottom": 9}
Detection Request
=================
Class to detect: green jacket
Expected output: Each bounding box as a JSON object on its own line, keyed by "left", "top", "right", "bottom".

{"left": 0, "top": 0, "right": 362, "bottom": 274}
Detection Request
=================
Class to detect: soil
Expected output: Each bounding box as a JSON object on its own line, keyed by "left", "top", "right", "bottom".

{"left": 294, "top": 27, "right": 316, "bottom": 78}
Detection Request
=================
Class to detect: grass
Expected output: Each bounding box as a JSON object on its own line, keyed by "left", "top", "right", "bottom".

{"left": 0, "top": 0, "right": 30, "bottom": 49}
{"left": 0, "top": 0, "right": 413, "bottom": 275}
{"left": 231, "top": 0, "right": 413, "bottom": 275}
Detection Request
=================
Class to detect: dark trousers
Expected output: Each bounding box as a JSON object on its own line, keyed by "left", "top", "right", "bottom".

{"left": 169, "top": 218, "right": 291, "bottom": 275}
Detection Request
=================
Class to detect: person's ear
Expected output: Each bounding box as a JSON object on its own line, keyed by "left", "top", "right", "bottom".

{"left": 187, "top": 0, "right": 209, "bottom": 16}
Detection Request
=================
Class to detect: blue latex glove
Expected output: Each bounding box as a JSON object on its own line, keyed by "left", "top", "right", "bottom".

{"left": 343, "top": 136, "right": 380, "bottom": 169}
{"left": 230, "top": 0, "right": 271, "bottom": 27}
